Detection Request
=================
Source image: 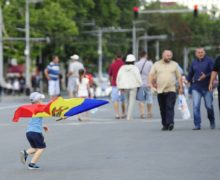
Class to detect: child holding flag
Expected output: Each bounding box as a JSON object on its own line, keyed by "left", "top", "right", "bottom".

{"left": 20, "top": 92, "right": 48, "bottom": 170}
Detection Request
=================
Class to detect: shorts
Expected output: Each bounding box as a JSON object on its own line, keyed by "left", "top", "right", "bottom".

{"left": 111, "top": 86, "right": 126, "bottom": 102}
{"left": 26, "top": 132, "right": 46, "bottom": 149}
{"left": 48, "top": 80, "right": 60, "bottom": 96}
{"left": 136, "top": 86, "right": 153, "bottom": 104}
{"left": 67, "top": 77, "right": 77, "bottom": 93}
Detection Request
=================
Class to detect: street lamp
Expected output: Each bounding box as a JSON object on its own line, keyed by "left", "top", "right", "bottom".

{"left": 25, "top": 0, "right": 30, "bottom": 92}
{"left": 25, "top": 0, "right": 43, "bottom": 94}
{"left": 0, "top": 7, "right": 3, "bottom": 85}
{"left": 0, "top": 0, "right": 10, "bottom": 85}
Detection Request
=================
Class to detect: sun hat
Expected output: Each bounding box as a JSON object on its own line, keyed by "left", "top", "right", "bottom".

{"left": 126, "top": 54, "right": 136, "bottom": 62}
{"left": 29, "top": 92, "right": 45, "bottom": 102}
{"left": 70, "top": 54, "right": 79, "bottom": 60}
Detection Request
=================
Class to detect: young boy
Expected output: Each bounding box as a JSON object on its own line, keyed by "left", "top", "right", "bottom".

{"left": 20, "top": 92, "right": 48, "bottom": 169}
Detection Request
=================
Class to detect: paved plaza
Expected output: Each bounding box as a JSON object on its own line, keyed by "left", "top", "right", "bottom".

{"left": 0, "top": 95, "right": 220, "bottom": 180}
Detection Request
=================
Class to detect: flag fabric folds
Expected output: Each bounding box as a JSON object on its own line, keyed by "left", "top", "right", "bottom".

{"left": 13, "top": 97, "right": 108, "bottom": 122}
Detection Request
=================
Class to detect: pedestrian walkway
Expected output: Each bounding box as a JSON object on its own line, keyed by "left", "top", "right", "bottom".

{"left": 1, "top": 112, "right": 219, "bottom": 180}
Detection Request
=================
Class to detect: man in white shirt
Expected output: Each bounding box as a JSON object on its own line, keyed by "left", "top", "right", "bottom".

{"left": 67, "top": 54, "right": 84, "bottom": 97}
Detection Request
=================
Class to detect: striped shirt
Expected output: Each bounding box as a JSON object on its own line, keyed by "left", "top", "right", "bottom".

{"left": 46, "top": 62, "right": 60, "bottom": 80}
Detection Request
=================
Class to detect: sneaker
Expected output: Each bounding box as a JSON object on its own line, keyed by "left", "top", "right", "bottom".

{"left": 161, "top": 126, "right": 168, "bottom": 131}
{"left": 210, "top": 123, "right": 215, "bottom": 129}
{"left": 168, "top": 124, "right": 174, "bottom": 131}
{"left": 20, "top": 150, "right": 28, "bottom": 165}
{"left": 192, "top": 127, "right": 201, "bottom": 130}
{"left": 28, "top": 163, "right": 40, "bottom": 170}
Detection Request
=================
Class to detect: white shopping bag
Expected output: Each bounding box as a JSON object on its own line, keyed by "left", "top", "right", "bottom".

{"left": 178, "top": 95, "right": 191, "bottom": 120}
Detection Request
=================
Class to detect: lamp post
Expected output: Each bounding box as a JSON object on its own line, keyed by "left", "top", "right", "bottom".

{"left": 97, "top": 28, "right": 103, "bottom": 80}
{"left": 136, "top": 35, "right": 167, "bottom": 59}
{"left": 25, "top": 0, "right": 30, "bottom": 89}
{"left": 0, "top": 7, "right": 3, "bottom": 84}
{"left": 132, "top": 20, "right": 145, "bottom": 58}
{"left": 25, "top": 0, "right": 43, "bottom": 92}
{"left": 84, "top": 27, "right": 144, "bottom": 80}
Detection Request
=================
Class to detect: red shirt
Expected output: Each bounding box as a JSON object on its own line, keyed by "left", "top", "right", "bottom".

{"left": 85, "top": 73, "right": 93, "bottom": 86}
{"left": 108, "top": 58, "right": 124, "bottom": 86}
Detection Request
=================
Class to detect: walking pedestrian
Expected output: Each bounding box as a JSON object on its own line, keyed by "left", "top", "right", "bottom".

{"left": 108, "top": 53, "right": 126, "bottom": 119}
{"left": 116, "top": 54, "right": 142, "bottom": 120}
{"left": 149, "top": 50, "right": 183, "bottom": 131}
{"left": 187, "top": 48, "right": 215, "bottom": 130}
{"left": 209, "top": 54, "right": 220, "bottom": 125}
{"left": 44, "top": 55, "right": 60, "bottom": 99}
{"left": 67, "top": 54, "right": 84, "bottom": 98}
{"left": 76, "top": 69, "right": 91, "bottom": 121}
{"left": 135, "top": 51, "right": 153, "bottom": 119}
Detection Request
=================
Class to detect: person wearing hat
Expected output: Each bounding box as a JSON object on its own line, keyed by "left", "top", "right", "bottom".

{"left": 20, "top": 92, "right": 48, "bottom": 169}
{"left": 67, "top": 54, "right": 84, "bottom": 97}
{"left": 116, "top": 54, "right": 142, "bottom": 120}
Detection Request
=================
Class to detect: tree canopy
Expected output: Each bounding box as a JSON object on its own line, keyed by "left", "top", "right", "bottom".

{"left": 1, "top": 0, "right": 220, "bottom": 73}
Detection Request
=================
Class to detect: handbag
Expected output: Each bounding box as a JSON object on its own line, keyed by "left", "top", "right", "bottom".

{"left": 136, "top": 60, "right": 147, "bottom": 101}
{"left": 178, "top": 94, "right": 191, "bottom": 120}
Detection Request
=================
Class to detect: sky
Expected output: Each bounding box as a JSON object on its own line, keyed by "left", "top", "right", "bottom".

{"left": 145, "top": 0, "right": 220, "bottom": 10}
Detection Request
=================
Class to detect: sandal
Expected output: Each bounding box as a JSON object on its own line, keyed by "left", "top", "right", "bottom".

{"left": 140, "top": 114, "right": 145, "bottom": 119}
{"left": 121, "top": 114, "right": 126, "bottom": 119}
{"left": 147, "top": 113, "right": 152, "bottom": 118}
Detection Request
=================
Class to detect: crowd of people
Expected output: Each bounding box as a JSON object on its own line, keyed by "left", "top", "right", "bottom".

{"left": 0, "top": 75, "right": 26, "bottom": 95}
{"left": 3, "top": 47, "right": 219, "bottom": 129}
{"left": 19, "top": 47, "right": 220, "bottom": 170}
{"left": 108, "top": 48, "right": 220, "bottom": 131}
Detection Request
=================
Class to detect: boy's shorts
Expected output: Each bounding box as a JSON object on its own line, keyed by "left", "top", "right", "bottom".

{"left": 136, "top": 87, "right": 153, "bottom": 104}
{"left": 48, "top": 80, "right": 60, "bottom": 96}
{"left": 111, "top": 86, "right": 126, "bottom": 102}
{"left": 26, "top": 132, "right": 46, "bottom": 149}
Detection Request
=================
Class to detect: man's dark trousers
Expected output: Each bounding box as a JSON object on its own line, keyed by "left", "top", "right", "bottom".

{"left": 157, "top": 92, "right": 176, "bottom": 127}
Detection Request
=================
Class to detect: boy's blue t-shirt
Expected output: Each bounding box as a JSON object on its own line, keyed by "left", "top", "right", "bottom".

{"left": 26, "top": 117, "right": 43, "bottom": 133}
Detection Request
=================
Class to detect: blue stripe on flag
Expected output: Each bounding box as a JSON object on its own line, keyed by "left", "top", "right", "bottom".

{"left": 64, "top": 99, "right": 108, "bottom": 116}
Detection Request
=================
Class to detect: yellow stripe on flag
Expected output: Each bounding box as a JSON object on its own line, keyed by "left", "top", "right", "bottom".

{"left": 49, "top": 97, "right": 84, "bottom": 117}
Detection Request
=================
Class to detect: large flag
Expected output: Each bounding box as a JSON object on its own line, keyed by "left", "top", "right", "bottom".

{"left": 13, "top": 97, "right": 108, "bottom": 122}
